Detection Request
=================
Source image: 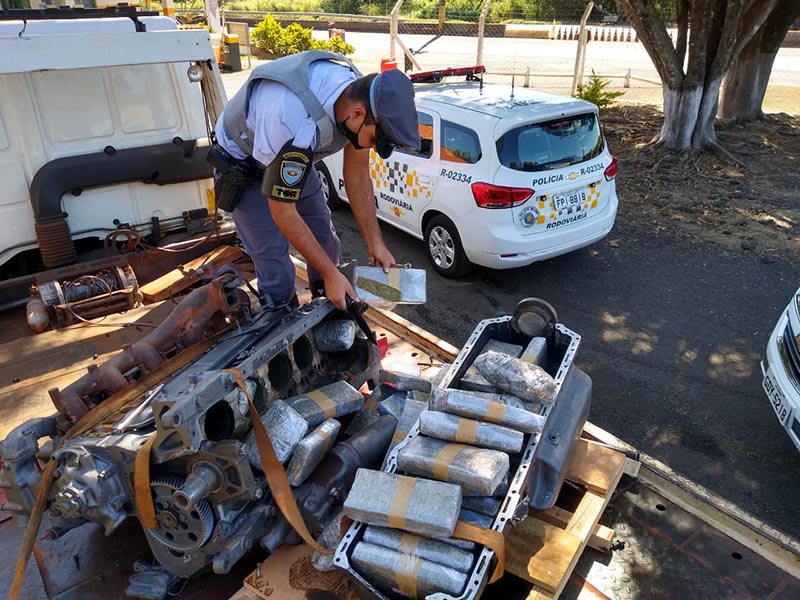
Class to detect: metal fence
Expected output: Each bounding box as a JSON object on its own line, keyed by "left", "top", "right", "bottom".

{"left": 179, "top": 2, "right": 665, "bottom": 96}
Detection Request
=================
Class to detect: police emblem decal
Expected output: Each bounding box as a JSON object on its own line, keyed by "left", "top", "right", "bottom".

{"left": 519, "top": 206, "right": 539, "bottom": 228}
{"left": 281, "top": 161, "right": 306, "bottom": 186}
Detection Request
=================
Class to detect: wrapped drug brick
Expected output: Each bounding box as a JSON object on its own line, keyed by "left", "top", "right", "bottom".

{"left": 521, "top": 336, "right": 548, "bottom": 366}
{"left": 376, "top": 391, "right": 407, "bottom": 420}
{"left": 353, "top": 265, "right": 426, "bottom": 308}
{"left": 288, "top": 380, "right": 363, "bottom": 427}
{"left": 418, "top": 410, "right": 524, "bottom": 454}
{"left": 345, "top": 407, "right": 382, "bottom": 437}
{"left": 351, "top": 541, "right": 468, "bottom": 598}
{"left": 386, "top": 398, "right": 427, "bottom": 456}
{"left": 473, "top": 349, "right": 556, "bottom": 404}
{"left": 286, "top": 418, "right": 340, "bottom": 486}
{"left": 380, "top": 368, "right": 432, "bottom": 393}
{"left": 245, "top": 400, "right": 308, "bottom": 468}
{"left": 432, "top": 388, "right": 545, "bottom": 433}
{"left": 461, "top": 496, "right": 503, "bottom": 517}
{"left": 312, "top": 319, "right": 357, "bottom": 352}
{"left": 362, "top": 526, "right": 475, "bottom": 573}
{"left": 397, "top": 436, "right": 509, "bottom": 496}
{"left": 343, "top": 469, "right": 462, "bottom": 538}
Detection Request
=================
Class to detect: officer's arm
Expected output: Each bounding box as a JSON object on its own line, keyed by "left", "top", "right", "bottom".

{"left": 263, "top": 142, "right": 355, "bottom": 309}
{"left": 342, "top": 144, "right": 395, "bottom": 271}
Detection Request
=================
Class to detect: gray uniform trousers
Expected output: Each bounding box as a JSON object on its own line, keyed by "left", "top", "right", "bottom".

{"left": 232, "top": 173, "right": 340, "bottom": 305}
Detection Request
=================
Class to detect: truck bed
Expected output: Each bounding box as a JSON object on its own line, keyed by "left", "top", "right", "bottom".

{"left": 1, "top": 276, "right": 798, "bottom": 600}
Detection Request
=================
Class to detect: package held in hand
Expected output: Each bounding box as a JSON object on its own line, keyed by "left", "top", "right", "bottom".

{"left": 354, "top": 266, "right": 426, "bottom": 308}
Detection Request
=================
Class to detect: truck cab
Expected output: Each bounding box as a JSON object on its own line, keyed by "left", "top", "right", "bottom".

{"left": 0, "top": 7, "right": 231, "bottom": 312}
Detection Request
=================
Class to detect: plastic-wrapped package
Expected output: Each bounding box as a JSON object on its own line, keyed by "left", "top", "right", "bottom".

{"left": 362, "top": 526, "right": 475, "bottom": 573}
{"left": 286, "top": 418, "right": 340, "bottom": 486}
{"left": 418, "top": 410, "right": 524, "bottom": 453}
{"left": 473, "top": 350, "right": 556, "bottom": 404}
{"left": 353, "top": 266, "right": 426, "bottom": 309}
{"left": 432, "top": 388, "right": 545, "bottom": 433}
{"left": 312, "top": 319, "right": 357, "bottom": 352}
{"left": 351, "top": 541, "right": 467, "bottom": 598}
{"left": 244, "top": 400, "right": 308, "bottom": 467}
{"left": 397, "top": 436, "right": 509, "bottom": 496}
{"left": 343, "top": 469, "right": 462, "bottom": 538}
{"left": 287, "top": 380, "right": 363, "bottom": 427}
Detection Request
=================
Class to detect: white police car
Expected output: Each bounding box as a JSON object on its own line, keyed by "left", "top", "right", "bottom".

{"left": 762, "top": 286, "right": 800, "bottom": 452}
{"left": 316, "top": 66, "right": 619, "bottom": 277}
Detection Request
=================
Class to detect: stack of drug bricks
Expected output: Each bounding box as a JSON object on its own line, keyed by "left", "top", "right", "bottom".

{"left": 339, "top": 336, "right": 560, "bottom": 600}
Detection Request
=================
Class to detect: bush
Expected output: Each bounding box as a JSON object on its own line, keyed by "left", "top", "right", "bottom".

{"left": 575, "top": 70, "right": 624, "bottom": 111}
{"left": 251, "top": 15, "right": 356, "bottom": 57}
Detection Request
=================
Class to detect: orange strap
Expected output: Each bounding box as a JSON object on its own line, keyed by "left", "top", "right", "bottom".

{"left": 134, "top": 434, "right": 159, "bottom": 529}
{"left": 452, "top": 520, "right": 506, "bottom": 583}
{"left": 224, "top": 368, "right": 330, "bottom": 555}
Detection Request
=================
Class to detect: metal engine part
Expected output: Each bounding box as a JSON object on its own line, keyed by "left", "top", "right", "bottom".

{"left": 32, "top": 255, "right": 142, "bottom": 329}
{"left": 0, "top": 276, "right": 383, "bottom": 598}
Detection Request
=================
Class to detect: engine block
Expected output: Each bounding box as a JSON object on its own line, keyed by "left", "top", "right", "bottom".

{"left": 0, "top": 278, "right": 386, "bottom": 598}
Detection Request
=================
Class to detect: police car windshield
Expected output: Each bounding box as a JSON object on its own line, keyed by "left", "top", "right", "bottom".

{"left": 496, "top": 113, "right": 604, "bottom": 172}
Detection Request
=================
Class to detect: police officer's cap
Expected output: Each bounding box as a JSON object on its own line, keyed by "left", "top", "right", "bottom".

{"left": 369, "top": 70, "right": 421, "bottom": 159}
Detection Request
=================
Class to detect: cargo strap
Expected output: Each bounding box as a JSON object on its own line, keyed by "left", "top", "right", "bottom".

{"left": 9, "top": 335, "right": 222, "bottom": 600}
{"left": 452, "top": 520, "right": 506, "bottom": 583}
{"left": 134, "top": 434, "right": 159, "bottom": 529}
{"left": 223, "top": 368, "right": 330, "bottom": 555}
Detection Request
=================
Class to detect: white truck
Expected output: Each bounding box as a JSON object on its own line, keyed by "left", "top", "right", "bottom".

{"left": 0, "top": 7, "right": 231, "bottom": 322}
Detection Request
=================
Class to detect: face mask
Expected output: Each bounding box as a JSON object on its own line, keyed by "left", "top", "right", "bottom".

{"left": 338, "top": 116, "right": 365, "bottom": 150}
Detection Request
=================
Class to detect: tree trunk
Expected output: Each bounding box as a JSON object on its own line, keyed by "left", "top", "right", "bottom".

{"left": 719, "top": 0, "right": 800, "bottom": 122}
{"left": 659, "top": 75, "right": 723, "bottom": 153}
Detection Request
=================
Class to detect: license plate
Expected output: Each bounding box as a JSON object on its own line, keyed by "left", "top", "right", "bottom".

{"left": 552, "top": 189, "right": 587, "bottom": 211}
{"left": 763, "top": 370, "right": 790, "bottom": 425}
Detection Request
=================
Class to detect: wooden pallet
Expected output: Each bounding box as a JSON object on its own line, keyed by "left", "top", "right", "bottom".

{"left": 139, "top": 244, "right": 245, "bottom": 303}
{"left": 505, "top": 438, "right": 629, "bottom": 599}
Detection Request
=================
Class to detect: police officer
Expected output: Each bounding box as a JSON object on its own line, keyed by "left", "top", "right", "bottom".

{"left": 211, "top": 51, "right": 420, "bottom": 311}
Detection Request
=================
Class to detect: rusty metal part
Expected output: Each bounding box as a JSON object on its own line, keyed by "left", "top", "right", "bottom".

{"left": 34, "top": 218, "right": 77, "bottom": 268}
{"left": 50, "top": 277, "right": 249, "bottom": 425}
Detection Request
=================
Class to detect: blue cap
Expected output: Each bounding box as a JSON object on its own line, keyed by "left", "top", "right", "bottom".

{"left": 369, "top": 70, "right": 421, "bottom": 158}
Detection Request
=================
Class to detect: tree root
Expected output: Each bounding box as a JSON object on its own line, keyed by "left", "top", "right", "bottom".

{"left": 706, "top": 140, "right": 746, "bottom": 169}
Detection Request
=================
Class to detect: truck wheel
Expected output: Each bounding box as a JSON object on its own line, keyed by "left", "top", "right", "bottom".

{"left": 315, "top": 162, "right": 345, "bottom": 210}
{"left": 424, "top": 215, "right": 472, "bottom": 278}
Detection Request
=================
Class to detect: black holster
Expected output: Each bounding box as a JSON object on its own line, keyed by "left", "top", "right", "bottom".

{"left": 207, "top": 144, "right": 263, "bottom": 212}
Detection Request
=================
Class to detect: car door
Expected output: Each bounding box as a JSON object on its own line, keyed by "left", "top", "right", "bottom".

{"left": 370, "top": 109, "right": 439, "bottom": 237}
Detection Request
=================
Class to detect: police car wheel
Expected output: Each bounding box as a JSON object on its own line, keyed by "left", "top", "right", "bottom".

{"left": 315, "top": 162, "right": 344, "bottom": 210}
{"left": 424, "top": 215, "right": 471, "bottom": 278}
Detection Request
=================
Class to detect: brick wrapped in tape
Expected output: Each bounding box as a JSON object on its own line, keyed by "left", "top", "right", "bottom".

{"left": 397, "top": 436, "right": 509, "bottom": 496}
{"left": 363, "top": 526, "right": 475, "bottom": 573}
{"left": 432, "top": 388, "right": 546, "bottom": 433}
{"left": 343, "top": 469, "right": 462, "bottom": 538}
{"left": 418, "top": 410, "right": 524, "bottom": 453}
{"left": 287, "top": 380, "right": 363, "bottom": 428}
{"left": 473, "top": 350, "right": 556, "bottom": 404}
{"left": 351, "top": 541, "right": 468, "bottom": 598}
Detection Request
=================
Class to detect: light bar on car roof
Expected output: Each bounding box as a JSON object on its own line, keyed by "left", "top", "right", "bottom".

{"left": 409, "top": 65, "right": 486, "bottom": 84}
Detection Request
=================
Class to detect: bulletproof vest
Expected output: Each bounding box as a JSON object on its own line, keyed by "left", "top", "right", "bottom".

{"left": 220, "top": 50, "right": 362, "bottom": 157}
